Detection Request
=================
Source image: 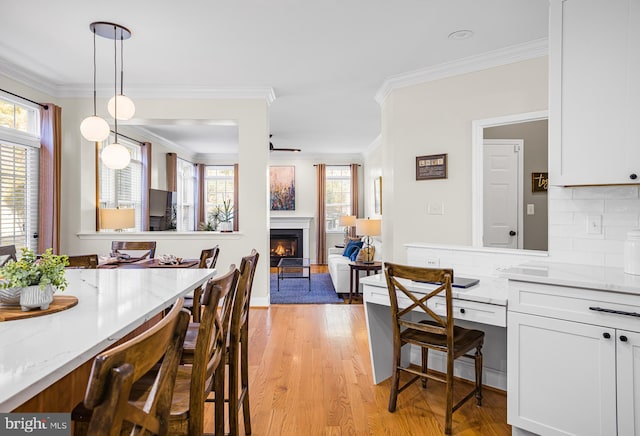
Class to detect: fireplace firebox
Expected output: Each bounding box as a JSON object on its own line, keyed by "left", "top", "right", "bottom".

{"left": 270, "top": 229, "right": 303, "bottom": 267}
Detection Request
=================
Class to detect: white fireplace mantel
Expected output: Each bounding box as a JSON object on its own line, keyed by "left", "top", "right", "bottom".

{"left": 270, "top": 216, "right": 314, "bottom": 259}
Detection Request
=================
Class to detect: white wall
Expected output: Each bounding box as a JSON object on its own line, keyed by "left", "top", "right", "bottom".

{"left": 379, "top": 57, "right": 549, "bottom": 263}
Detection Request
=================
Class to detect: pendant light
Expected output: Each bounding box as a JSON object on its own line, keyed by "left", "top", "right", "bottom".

{"left": 80, "top": 25, "right": 109, "bottom": 142}
{"left": 100, "top": 23, "right": 131, "bottom": 170}
{"left": 107, "top": 30, "right": 135, "bottom": 120}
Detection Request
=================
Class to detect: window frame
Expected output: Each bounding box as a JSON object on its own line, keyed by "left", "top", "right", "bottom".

{"left": 325, "top": 165, "right": 352, "bottom": 233}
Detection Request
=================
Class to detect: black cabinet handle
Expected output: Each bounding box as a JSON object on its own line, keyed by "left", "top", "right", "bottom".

{"left": 589, "top": 307, "right": 640, "bottom": 318}
{"left": 509, "top": 230, "right": 516, "bottom": 236}
{"left": 460, "top": 308, "right": 466, "bottom": 314}
{"left": 620, "top": 335, "right": 628, "bottom": 342}
{"left": 603, "top": 332, "right": 611, "bottom": 339}
{"left": 631, "top": 174, "right": 638, "bottom": 180}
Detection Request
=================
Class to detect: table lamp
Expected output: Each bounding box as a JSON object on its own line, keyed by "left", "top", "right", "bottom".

{"left": 355, "top": 218, "right": 381, "bottom": 263}
{"left": 339, "top": 215, "right": 357, "bottom": 245}
{"left": 100, "top": 208, "right": 135, "bottom": 231}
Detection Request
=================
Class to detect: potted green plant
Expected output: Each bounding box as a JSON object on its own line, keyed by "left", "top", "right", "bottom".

{"left": 217, "top": 199, "right": 234, "bottom": 232}
{"left": 0, "top": 248, "right": 69, "bottom": 311}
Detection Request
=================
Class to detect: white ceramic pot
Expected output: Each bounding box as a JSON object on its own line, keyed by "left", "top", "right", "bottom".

{"left": 20, "top": 284, "right": 56, "bottom": 311}
{"left": 0, "top": 287, "right": 22, "bottom": 305}
{"left": 219, "top": 221, "right": 233, "bottom": 232}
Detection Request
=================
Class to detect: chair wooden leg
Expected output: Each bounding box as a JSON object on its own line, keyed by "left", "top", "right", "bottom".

{"left": 228, "top": 350, "right": 240, "bottom": 436}
{"left": 214, "top": 366, "right": 226, "bottom": 436}
{"left": 475, "top": 345, "right": 484, "bottom": 406}
{"left": 421, "top": 347, "right": 429, "bottom": 388}
{"left": 388, "top": 342, "right": 402, "bottom": 412}
{"left": 445, "top": 353, "right": 454, "bottom": 435}
{"left": 241, "top": 330, "right": 252, "bottom": 434}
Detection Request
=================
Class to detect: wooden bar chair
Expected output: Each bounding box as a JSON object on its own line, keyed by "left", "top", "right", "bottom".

{"left": 384, "top": 262, "right": 485, "bottom": 435}
{"left": 0, "top": 244, "right": 17, "bottom": 266}
{"left": 225, "top": 249, "right": 259, "bottom": 436}
{"left": 67, "top": 254, "right": 99, "bottom": 269}
{"left": 71, "top": 298, "right": 191, "bottom": 435}
{"left": 111, "top": 241, "right": 157, "bottom": 259}
{"left": 188, "top": 246, "right": 221, "bottom": 322}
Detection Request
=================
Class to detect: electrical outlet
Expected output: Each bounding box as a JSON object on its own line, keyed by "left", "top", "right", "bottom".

{"left": 427, "top": 203, "right": 444, "bottom": 215}
{"left": 426, "top": 257, "right": 440, "bottom": 267}
{"left": 587, "top": 215, "right": 602, "bottom": 234}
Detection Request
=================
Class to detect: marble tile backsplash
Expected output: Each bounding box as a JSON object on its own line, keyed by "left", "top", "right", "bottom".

{"left": 548, "top": 185, "right": 640, "bottom": 267}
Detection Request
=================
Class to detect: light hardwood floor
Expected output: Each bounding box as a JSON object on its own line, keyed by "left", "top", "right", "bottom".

{"left": 203, "top": 295, "right": 511, "bottom": 435}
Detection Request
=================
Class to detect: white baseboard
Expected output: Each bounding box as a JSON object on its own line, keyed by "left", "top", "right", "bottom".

{"left": 250, "top": 296, "right": 270, "bottom": 307}
{"left": 409, "top": 346, "right": 506, "bottom": 391}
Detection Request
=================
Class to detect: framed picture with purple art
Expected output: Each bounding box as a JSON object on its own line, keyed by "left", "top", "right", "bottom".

{"left": 270, "top": 166, "right": 296, "bottom": 210}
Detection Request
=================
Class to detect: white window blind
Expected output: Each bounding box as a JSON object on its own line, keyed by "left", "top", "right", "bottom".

{"left": 0, "top": 93, "right": 40, "bottom": 251}
{"left": 99, "top": 138, "right": 143, "bottom": 231}
{"left": 176, "top": 158, "right": 195, "bottom": 231}
{"left": 325, "top": 165, "right": 351, "bottom": 231}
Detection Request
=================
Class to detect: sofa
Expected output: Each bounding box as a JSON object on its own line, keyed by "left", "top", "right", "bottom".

{"left": 327, "top": 238, "right": 382, "bottom": 294}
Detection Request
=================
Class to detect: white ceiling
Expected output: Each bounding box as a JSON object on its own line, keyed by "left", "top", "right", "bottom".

{"left": 0, "top": 0, "right": 549, "bottom": 156}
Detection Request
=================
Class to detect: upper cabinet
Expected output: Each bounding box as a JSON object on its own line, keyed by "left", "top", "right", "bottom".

{"left": 549, "top": 0, "right": 640, "bottom": 186}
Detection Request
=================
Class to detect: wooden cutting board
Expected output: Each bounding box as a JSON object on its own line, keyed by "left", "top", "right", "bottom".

{"left": 0, "top": 295, "right": 78, "bottom": 321}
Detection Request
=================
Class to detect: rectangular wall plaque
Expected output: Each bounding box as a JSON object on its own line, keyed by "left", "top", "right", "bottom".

{"left": 531, "top": 172, "right": 548, "bottom": 192}
{"left": 416, "top": 154, "right": 447, "bottom": 180}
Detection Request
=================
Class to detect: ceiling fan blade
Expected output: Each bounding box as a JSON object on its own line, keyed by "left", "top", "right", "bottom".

{"left": 269, "top": 138, "right": 301, "bottom": 152}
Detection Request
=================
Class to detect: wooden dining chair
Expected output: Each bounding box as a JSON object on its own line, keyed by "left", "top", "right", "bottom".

{"left": 0, "top": 244, "right": 17, "bottom": 266}
{"left": 67, "top": 254, "right": 99, "bottom": 269}
{"left": 384, "top": 262, "right": 485, "bottom": 436}
{"left": 71, "top": 298, "right": 191, "bottom": 435}
{"left": 188, "top": 246, "right": 221, "bottom": 322}
{"left": 111, "top": 241, "right": 157, "bottom": 259}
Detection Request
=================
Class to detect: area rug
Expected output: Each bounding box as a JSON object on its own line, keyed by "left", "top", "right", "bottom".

{"left": 270, "top": 273, "right": 343, "bottom": 304}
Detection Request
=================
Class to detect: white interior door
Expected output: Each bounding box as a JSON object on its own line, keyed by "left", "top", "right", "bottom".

{"left": 483, "top": 140, "right": 523, "bottom": 249}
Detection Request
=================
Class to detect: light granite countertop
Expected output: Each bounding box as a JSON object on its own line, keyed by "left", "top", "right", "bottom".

{"left": 0, "top": 268, "right": 216, "bottom": 412}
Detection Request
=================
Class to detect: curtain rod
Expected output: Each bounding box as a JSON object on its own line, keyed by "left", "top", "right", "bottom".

{"left": 109, "top": 130, "right": 145, "bottom": 146}
{"left": 0, "top": 88, "right": 48, "bottom": 110}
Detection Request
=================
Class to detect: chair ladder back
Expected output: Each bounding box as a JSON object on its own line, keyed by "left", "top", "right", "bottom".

{"left": 111, "top": 241, "right": 157, "bottom": 259}
{"left": 83, "top": 299, "right": 190, "bottom": 436}
{"left": 0, "top": 245, "right": 17, "bottom": 266}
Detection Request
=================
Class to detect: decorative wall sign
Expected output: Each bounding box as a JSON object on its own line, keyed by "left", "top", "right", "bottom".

{"left": 374, "top": 176, "right": 382, "bottom": 214}
{"left": 270, "top": 166, "right": 296, "bottom": 210}
{"left": 416, "top": 154, "right": 447, "bottom": 180}
{"left": 531, "top": 172, "right": 548, "bottom": 192}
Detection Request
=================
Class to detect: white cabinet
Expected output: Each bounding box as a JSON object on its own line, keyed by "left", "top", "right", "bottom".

{"left": 508, "top": 280, "right": 640, "bottom": 435}
{"left": 549, "top": 0, "right": 640, "bottom": 186}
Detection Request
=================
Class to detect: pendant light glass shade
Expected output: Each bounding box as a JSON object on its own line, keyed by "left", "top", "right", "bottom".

{"left": 80, "top": 115, "right": 110, "bottom": 142}
{"left": 101, "top": 142, "right": 130, "bottom": 169}
{"left": 107, "top": 94, "right": 135, "bottom": 120}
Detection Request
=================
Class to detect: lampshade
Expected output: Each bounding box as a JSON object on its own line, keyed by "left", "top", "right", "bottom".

{"left": 80, "top": 115, "right": 110, "bottom": 142}
{"left": 339, "top": 215, "right": 356, "bottom": 227}
{"left": 356, "top": 218, "right": 381, "bottom": 236}
{"left": 108, "top": 94, "right": 135, "bottom": 120}
{"left": 100, "top": 208, "right": 135, "bottom": 231}
{"left": 101, "top": 142, "right": 131, "bottom": 169}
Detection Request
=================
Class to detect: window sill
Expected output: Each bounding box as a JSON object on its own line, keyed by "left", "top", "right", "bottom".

{"left": 77, "top": 231, "right": 244, "bottom": 240}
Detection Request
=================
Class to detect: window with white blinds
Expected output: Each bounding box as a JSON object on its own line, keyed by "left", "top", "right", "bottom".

{"left": 0, "top": 93, "right": 40, "bottom": 251}
{"left": 176, "top": 158, "right": 195, "bottom": 231}
{"left": 325, "top": 165, "right": 352, "bottom": 231}
{"left": 98, "top": 138, "right": 143, "bottom": 231}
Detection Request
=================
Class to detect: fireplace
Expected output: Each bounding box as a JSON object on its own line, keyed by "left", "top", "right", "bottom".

{"left": 270, "top": 229, "right": 303, "bottom": 267}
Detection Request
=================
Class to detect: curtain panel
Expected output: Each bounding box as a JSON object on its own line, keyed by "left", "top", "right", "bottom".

{"left": 196, "top": 163, "right": 206, "bottom": 227}
{"left": 140, "top": 142, "right": 152, "bottom": 231}
{"left": 166, "top": 152, "right": 177, "bottom": 192}
{"left": 233, "top": 163, "right": 239, "bottom": 231}
{"left": 350, "top": 163, "right": 359, "bottom": 238}
{"left": 38, "top": 104, "right": 61, "bottom": 254}
{"left": 316, "top": 164, "right": 327, "bottom": 264}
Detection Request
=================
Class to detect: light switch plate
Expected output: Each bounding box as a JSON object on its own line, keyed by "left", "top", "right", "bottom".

{"left": 527, "top": 204, "right": 535, "bottom": 215}
{"left": 427, "top": 203, "right": 444, "bottom": 215}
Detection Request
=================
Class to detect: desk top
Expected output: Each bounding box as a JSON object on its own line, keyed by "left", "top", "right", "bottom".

{"left": 359, "top": 273, "right": 507, "bottom": 306}
{"left": 0, "top": 268, "right": 216, "bottom": 412}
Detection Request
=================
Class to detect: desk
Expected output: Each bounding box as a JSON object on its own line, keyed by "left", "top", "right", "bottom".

{"left": 0, "top": 268, "right": 216, "bottom": 412}
{"left": 360, "top": 273, "right": 508, "bottom": 387}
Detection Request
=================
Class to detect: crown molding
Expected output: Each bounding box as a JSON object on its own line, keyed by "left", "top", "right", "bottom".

{"left": 375, "top": 38, "right": 548, "bottom": 105}
{"left": 0, "top": 58, "right": 276, "bottom": 105}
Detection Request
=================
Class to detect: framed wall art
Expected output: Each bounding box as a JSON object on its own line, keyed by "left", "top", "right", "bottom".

{"left": 374, "top": 176, "right": 382, "bottom": 215}
{"left": 270, "top": 166, "right": 296, "bottom": 210}
{"left": 416, "top": 153, "right": 448, "bottom": 180}
{"left": 531, "top": 172, "right": 548, "bottom": 192}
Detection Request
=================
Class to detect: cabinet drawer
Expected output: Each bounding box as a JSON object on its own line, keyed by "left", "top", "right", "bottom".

{"left": 508, "top": 280, "right": 640, "bottom": 331}
{"left": 363, "top": 285, "right": 506, "bottom": 327}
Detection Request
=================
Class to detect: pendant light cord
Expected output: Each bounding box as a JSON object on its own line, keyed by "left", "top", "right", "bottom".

{"left": 120, "top": 34, "right": 124, "bottom": 95}
{"left": 113, "top": 24, "right": 118, "bottom": 142}
{"left": 92, "top": 27, "right": 97, "bottom": 116}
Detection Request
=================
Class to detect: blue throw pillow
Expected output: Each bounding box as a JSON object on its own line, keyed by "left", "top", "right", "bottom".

{"left": 342, "top": 240, "right": 363, "bottom": 257}
{"left": 349, "top": 248, "right": 360, "bottom": 261}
